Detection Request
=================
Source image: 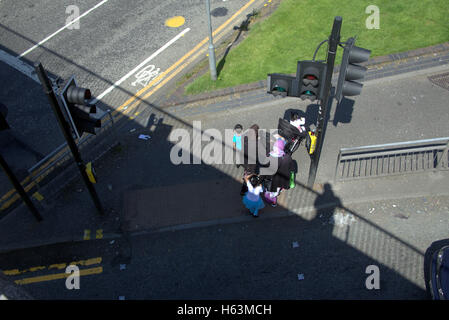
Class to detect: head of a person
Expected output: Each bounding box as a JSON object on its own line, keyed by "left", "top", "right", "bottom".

{"left": 291, "top": 113, "right": 305, "bottom": 125}
{"left": 249, "top": 175, "right": 260, "bottom": 187}
{"left": 248, "top": 124, "right": 259, "bottom": 140}
{"left": 291, "top": 113, "right": 300, "bottom": 121}
{"left": 234, "top": 124, "right": 243, "bottom": 135}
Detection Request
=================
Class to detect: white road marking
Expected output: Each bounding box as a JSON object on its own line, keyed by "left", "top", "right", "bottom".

{"left": 91, "top": 27, "right": 190, "bottom": 104}
{"left": 17, "top": 0, "right": 109, "bottom": 58}
{"left": 131, "top": 64, "right": 161, "bottom": 88}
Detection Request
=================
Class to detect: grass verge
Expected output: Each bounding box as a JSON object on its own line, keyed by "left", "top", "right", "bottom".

{"left": 185, "top": 0, "right": 449, "bottom": 95}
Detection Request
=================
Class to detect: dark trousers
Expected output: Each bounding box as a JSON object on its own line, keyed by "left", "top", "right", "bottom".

{"left": 240, "top": 180, "right": 248, "bottom": 196}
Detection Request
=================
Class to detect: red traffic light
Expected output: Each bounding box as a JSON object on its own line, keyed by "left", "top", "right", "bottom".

{"left": 67, "top": 86, "right": 91, "bottom": 104}
{"left": 303, "top": 74, "right": 319, "bottom": 87}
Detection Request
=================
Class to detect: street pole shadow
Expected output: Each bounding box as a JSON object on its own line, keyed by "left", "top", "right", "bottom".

{"left": 332, "top": 97, "right": 355, "bottom": 127}
{"left": 216, "top": 13, "right": 254, "bottom": 77}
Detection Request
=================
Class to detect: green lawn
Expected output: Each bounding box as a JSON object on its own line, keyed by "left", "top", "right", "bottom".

{"left": 185, "top": 0, "right": 449, "bottom": 94}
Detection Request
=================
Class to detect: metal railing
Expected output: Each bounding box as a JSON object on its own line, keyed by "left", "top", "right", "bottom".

{"left": 334, "top": 137, "right": 449, "bottom": 182}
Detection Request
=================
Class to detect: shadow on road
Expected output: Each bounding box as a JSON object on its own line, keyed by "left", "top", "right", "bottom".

{"left": 0, "top": 24, "right": 429, "bottom": 299}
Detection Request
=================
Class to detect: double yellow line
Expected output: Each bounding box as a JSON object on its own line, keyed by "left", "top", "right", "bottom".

{"left": 3, "top": 257, "right": 103, "bottom": 285}
{"left": 113, "top": 0, "right": 259, "bottom": 118}
{"left": 0, "top": 0, "right": 259, "bottom": 211}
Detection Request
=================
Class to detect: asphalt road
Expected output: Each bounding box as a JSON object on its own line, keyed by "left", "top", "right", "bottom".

{"left": 1, "top": 194, "right": 448, "bottom": 300}
{"left": 1, "top": 0, "right": 255, "bottom": 95}
{"left": 0, "top": 0, "right": 264, "bottom": 198}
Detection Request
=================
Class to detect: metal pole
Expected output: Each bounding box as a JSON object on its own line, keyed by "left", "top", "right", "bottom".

{"left": 307, "top": 16, "right": 342, "bottom": 187}
{"left": 34, "top": 62, "right": 104, "bottom": 215}
{"left": 206, "top": 0, "right": 217, "bottom": 81}
{"left": 0, "top": 153, "right": 43, "bottom": 221}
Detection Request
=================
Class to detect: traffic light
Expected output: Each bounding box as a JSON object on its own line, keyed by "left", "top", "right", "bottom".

{"left": 267, "top": 73, "right": 299, "bottom": 97}
{"left": 297, "top": 61, "right": 327, "bottom": 101}
{"left": 0, "top": 103, "right": 10, "bottom": 131}
{"left": 60, "top": 76, "right": 101, "bottom": 138}
{"left": 335, "top": 37, "right": 371, "bottom": 102}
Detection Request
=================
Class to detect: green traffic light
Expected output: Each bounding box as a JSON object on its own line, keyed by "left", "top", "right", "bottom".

{"left": 274, "top": 85, "right": 286, "bottom": 92}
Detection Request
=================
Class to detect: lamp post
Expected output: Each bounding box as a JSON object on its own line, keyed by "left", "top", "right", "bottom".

{"left": 206, "top": 0, "right": 217, "bottom": 81}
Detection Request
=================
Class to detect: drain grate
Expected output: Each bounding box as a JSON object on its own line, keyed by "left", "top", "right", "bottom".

{"left": 428, "top": 72, "right": 449, "bottom": 91}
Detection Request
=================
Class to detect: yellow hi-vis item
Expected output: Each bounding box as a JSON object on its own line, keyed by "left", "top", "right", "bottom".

{"left": 85, "top": 162, "right": 97, "bottom": 183}
{"left": 308, "top": 132, "right": 317, "bottom": 154}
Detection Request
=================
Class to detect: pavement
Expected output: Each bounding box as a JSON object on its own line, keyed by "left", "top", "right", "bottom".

{"left": 1, "top": 194, "right": 449, "bottom": 299}
{"left": 0, "top": 42, "right": 448, "bottom": 254}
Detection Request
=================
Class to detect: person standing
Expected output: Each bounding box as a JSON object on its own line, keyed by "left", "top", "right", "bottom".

{"left": 239, "top": 124, "right": 260, "bottom": 195}
{"left": 233, "top": 124, "right": 243, "bottom": 168}
{"left": 242, "top": 174, "right": 265, "bottom": 217}
{"left": 263, "top": 139, "right": 295, "bottom": 207}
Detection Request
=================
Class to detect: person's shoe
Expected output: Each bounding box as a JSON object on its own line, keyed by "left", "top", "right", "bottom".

{"left": 271, "top": 203, "right": 277, "bottom": 207}
{"left": 253, "top": 212, "right": 259, "bottom": 218}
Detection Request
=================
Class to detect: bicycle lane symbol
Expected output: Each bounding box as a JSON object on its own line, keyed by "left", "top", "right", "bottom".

{"left": 131, "top": 64, "right": 163, "bottom": 89}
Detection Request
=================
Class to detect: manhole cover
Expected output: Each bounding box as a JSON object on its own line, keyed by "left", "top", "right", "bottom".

{"left": 428, "top": 72, "right": 449, "bottom": 91}
{"left": 211, "top": 7, "right": 228, "bottom": 17}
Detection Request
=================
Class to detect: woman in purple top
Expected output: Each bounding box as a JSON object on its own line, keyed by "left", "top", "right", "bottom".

{"left": 263, "top": 138, "right": 295, "bottom": 207}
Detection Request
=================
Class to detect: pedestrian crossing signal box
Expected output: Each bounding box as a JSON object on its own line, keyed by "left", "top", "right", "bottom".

{"left": 307, "top": 131, "right": 317, "bottom": 154}
{"left": 85, "top": 162, "right": 97, "bottom": 183}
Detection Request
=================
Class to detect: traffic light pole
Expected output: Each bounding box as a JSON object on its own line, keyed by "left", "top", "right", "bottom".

{"left": 0, "top": 153, "right": 43, "bottom": 222}
{"left": 307, "top": 16, "right": 342, "bottom": 187}
{"left": 35, "top": 62, "right": 104, "bottom": 216}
